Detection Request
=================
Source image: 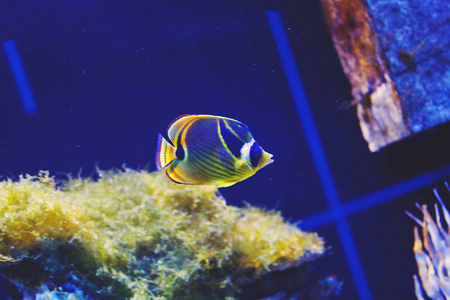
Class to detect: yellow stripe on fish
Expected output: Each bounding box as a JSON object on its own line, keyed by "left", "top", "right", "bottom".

{"left": 156, "top": 114, "right": 274, "bottom": 188}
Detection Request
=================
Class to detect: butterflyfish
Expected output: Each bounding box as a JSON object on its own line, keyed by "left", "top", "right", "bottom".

{"left": 156, "top": 114, "right": 274, "bottom": 187}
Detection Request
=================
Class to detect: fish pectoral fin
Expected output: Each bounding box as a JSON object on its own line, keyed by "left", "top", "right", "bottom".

{"left": 217, "top": 148, "right": 252, "bottom": 171}
{"left": 217, "top": 148, "right": 236, "bottom": 169}
{"left": 233, "top": 158, "right": 252, "bottom": 171}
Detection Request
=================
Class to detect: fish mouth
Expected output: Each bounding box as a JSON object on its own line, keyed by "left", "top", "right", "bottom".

{"left": 260, "top": 151, "right": 274, "bottom": 168}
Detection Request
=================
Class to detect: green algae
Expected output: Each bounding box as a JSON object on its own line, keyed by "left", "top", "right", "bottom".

{"left": 0, "top": 169, "right": 332, "bottom": 299}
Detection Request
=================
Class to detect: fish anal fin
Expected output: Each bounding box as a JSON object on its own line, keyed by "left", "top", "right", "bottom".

{"left": 165, "top": 169, "right": 182, "bottom": 184}
{"left": 165, "top": 161, "right": 193, "bottom": 185}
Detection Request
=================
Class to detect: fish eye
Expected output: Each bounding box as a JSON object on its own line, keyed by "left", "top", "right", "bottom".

{"left": 250, "top": 142, "right": 262, "bottom": 168}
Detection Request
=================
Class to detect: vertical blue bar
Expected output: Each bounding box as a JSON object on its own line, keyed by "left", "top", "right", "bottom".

{"left": 266, "top": 11, "right": 373, "bottom": 300}
{"left": 3, "top": 40, "right": 38, "bottom": 116}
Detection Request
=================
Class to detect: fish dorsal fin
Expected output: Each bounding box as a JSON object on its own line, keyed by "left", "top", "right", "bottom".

{"left": 167, "top": 114, "right": 191, "bottom": 131}
{"left": 167, "top": 115, "right": 198, "bottom": 144}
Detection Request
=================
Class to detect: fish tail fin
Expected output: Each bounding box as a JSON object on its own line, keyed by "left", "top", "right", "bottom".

{"left": 156, "top": 133, "right": 176, "bottom": 170}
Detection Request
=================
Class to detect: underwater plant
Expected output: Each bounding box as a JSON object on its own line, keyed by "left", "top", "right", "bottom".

{"left": 407, "top": 182, "right": 450, "bottom": 300}
{"left": 0, "top": 169, "right": 340, "bottom": 299}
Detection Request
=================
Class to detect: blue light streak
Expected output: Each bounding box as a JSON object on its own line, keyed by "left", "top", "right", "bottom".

{"left": 266, "top": 10, "right": 373, "bottom": 300}
{"left": 300, "top": 163, "right": 450, "bottom": 230}
{"left": 3, "top": 40, "right": 37, "bottom": 116}
{"left": 299, "top": 208, "right": 333, "bottom": 230}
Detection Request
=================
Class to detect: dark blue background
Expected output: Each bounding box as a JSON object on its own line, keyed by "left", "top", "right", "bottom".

{"left": 1, "top": 1, "right": 450, "bottom": 299}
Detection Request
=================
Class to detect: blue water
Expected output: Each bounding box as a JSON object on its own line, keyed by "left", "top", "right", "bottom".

{"left": 2, "top": 1, "right": 450, "bottom": 299}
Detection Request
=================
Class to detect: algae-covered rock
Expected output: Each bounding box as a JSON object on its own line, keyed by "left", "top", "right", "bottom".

{"left": 0, "top": 169, "right": 340, "bottom": 299}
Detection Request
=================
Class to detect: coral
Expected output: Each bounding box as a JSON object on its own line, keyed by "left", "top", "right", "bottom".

{"left": 232, "top": 207, "right": 324, "bottom": 271}
{"left": 0, "top": 169, "right": 335, "bottom": 299}
{"left": 407, "top": 182, "right": 450, "bottom": 300}
{"left": 0, "top": 171, "right": 92, "bottom": 260}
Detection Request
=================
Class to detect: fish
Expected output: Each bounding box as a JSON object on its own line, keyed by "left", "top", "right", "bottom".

{"left": 156, "top": 114, "right": 274, "bottom": 187}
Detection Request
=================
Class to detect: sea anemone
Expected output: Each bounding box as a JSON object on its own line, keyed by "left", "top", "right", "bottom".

{"left": 407, "top": 182, "right": 450, "bottom": 299}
